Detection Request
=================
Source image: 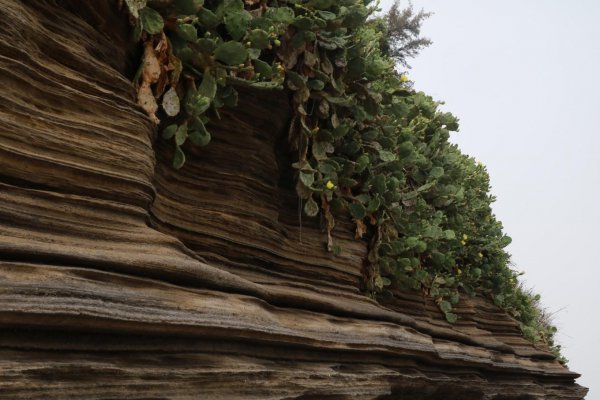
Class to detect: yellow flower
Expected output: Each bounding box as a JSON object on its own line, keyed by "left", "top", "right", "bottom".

{"left": 461, "top": 240, "right": 466, "bottom": 246}
{"left": 326, "top": 180, "right": 335, "bottom": 190}
{"left": 478, "top": 252, "right": 483, "bottom": 258}
{"left": 457, "top": 268, "right": 462, "bottom": 275}
{"left": 462, "top": 234, "right": 468, "bottom": 241}
{"left": 400, "top": 74, "right": 409, "bottom": 83}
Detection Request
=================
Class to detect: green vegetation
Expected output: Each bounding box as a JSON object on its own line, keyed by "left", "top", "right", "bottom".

{"left": 124, "top": 0, "right": 562, "bottom": 360}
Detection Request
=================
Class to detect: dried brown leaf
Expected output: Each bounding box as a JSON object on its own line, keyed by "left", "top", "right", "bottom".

{"left": 277, "top": 29, "right": 305, "bottom": 69}
{"left": 137, "top": 39, "right": 162, "bottom": 123}
{"left": 138, "top": 84, "right": 159, "bottom": 124}
{"left": 355, "top": 219, "right": 367, "bottom": 240}
{"left": 321, "top": 194, "right": 336, "bottom": 252}
{"left": 154, "top": 69, "right": 169, "bottom": 98}
{"left": 141, "top": 40, "right": 161, "bottom": 84}
{"left": 162, "top": 86, "right": 180, "bottom": 117}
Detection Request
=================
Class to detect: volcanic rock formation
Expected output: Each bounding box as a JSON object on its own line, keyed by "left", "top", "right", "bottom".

{"left": 0, "top": 1, "right": 587, "bottom": 398}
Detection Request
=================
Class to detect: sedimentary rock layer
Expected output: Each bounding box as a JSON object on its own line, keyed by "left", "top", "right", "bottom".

{"left": 0, "top": 1, "right": 587, "bottom": 398}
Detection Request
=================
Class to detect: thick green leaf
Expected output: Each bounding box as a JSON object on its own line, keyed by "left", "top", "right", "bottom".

{"left": 177, "top": 23, "right": 197, "bottom": 41}
{"left": 225, "top": 10, "right": 252, "bottom": 41}
{"left": 221, "top": 0, "right": 244, "bottom": 13}
{"left": 348, "top": 202, "right": 366, "bottom": 220}
{"left": 378, "top": 150, "right": 396, "bottom": 162}
{"left": 366, "top": 196, "right": 381, "bottom": 213}
{"left": 286, "top": 71, "right": 306, "bottom": 90}
{"left": 354, "top": 154, "right": 369, "bottom": 173}
{"left": 342, "top": 8, "right": 368, "bottom": 28}
{"left": 173, "top": 146, "right": 186, "bottom": 169}
{"left": 185, "top": 89, "right": 211, "bottom": 116}
{"left": 398, "top": 141, "right": 414, "bottom": 157}
{"left": 316, "top": 10, "right": 336, "bottom": 20}
{"left": 332, "top": 125, "right": 351, "bottom": 139}
{"left": 415, "top": 269, "right": 428, "bottom": 283}
{"left": 430, "top": 166, "right": 444, "bottom": 179}
{"left": 372, "top": 175, "right": 386, "bottom": 194}
{"left": 161, "top": 124, "right": 177, "bottom": 139}
{"left": 175, "top": 46, "right": 193, "bottom": 62}
{"left": 430, "top": 251, "right": 445, "bottom": 266}
{"left": 308, "top": 0, "right": 335, "bottom": 9}
{"left": 295, "top": 180, "right": 313, "bottom": 200}
{"left": 500, "top": 235, "right": 512, "bottom": 247}
{"left": 445, "top": 312, "right": 458, "bottom": 324}
{"left": 198, "top": 72, "right": 217, "bottom": 100}
{"left": 347, "top": 57, "right": 366, "bottom": 79}
{"left": 443, "top": 230, "right": 456, "bottom": 240}
{"left": 304, "top": 197, "right": 319, "bottom": 217}
{"left": 132, "top": 19, "right": 143, "bottom": 41}
{"left": 405, "top": 237, "right": 419, "bottom": 248}
{"left": 139, "top": 7, "right": 164, "bottom": 34}
{"left": 189, "top": 127, "right": 211, "bottom": 146}
{"left": 328, "top": 198, "right": 345, "bottom": 214}
{"left": 247, "top": 29, "right": 270, "bottom": 49}
{"left": 253, "top": 59, "right": 273, "bottom": 79}
{"left": 264, "top": 7, "right": 295, "bottom": 24}
{"left": 439, "top": 300, "right": 452, "bottom": 313}
{"left": 219, "top": 85, "right": 238, "bottom": 107}
{"left": 125, "top": 0, "right": 147, "bottom": 18}
{"left": 312, "top": 141, "right": 333, "bottom": 161}
{"left": 175, "top": 123, "right": 188, "bottom": 146}
{"left": 197, "top": 38, "right": 217, "bottom": 54}
{"left": 174, "top": 0, "right": 203, "bottom": 15}
{"left": 493, "top": 294, "right": 505, "bottom": 306}
{"left": 292, "top": 16, "right": 313, "bottom": 30}
{"left": 326, "top": 96, "right": 353, "bottom": 106}
{"left": 215, "top": 41, "right": 248, "bottom": 65}
{"left": 198, "top": 8, "right": 220, "bottom": 28}
{"left": 292, "top": 160, "right": 314, "bottom": 171}
{"left": 307, "top": 79, "right": 325, "bottom": 91}
{"left": 187, "top": 117, "right": 211, "bottom": 146}
{"left": 299, "top": 171, "right": 315, "bottom": 187}
{"left": 247, "top": 48, "right": 261, "bottom": 59}
{"left": 355, "top": 194, "right": 370, "bottom": 204}
{"left": 250, "top": 81, "right": 282, "bottom": 89}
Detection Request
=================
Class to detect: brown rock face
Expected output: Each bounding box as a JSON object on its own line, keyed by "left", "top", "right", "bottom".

{"left": 0, "top": 1, "right": 587, "bottom": 399}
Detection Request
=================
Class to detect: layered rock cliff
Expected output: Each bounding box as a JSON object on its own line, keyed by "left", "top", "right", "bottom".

{"left": 0, "top": 1, "right": 587, "bottom": 398}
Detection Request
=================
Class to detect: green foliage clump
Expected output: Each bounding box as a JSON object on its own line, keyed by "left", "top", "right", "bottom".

{"left": 368, "top": 1, "right": 432, "bottom": 67}
{"left": 124, "top": 0, "right": 562, "bottom": 359}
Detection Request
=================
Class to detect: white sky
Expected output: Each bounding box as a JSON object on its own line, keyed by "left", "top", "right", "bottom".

{"left": 378, "top": 0, "right": 600, "bottom": 397}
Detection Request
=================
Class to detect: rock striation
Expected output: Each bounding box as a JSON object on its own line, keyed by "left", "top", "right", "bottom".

{"left": 0, "top": 1, "right": 587, "bottom": 398}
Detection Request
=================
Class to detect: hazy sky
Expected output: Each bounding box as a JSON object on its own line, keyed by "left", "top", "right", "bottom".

{"left": 378, "top": 0, "right": 600, "bottom": 397}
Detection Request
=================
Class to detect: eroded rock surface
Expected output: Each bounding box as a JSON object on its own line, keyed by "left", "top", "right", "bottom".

{"left": 0, "top": 1, "right": 587, "bottom": 398}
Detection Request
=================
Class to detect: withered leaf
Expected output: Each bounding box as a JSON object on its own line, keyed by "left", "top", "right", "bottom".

{"left": 355, "top": 219, "right": 367, "bottom": 240}
{"left": 162, "top": 87, "right": 180, "bottom": 117}
{"left": 136, "top": 40, "right": 162, "bottom": 123}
